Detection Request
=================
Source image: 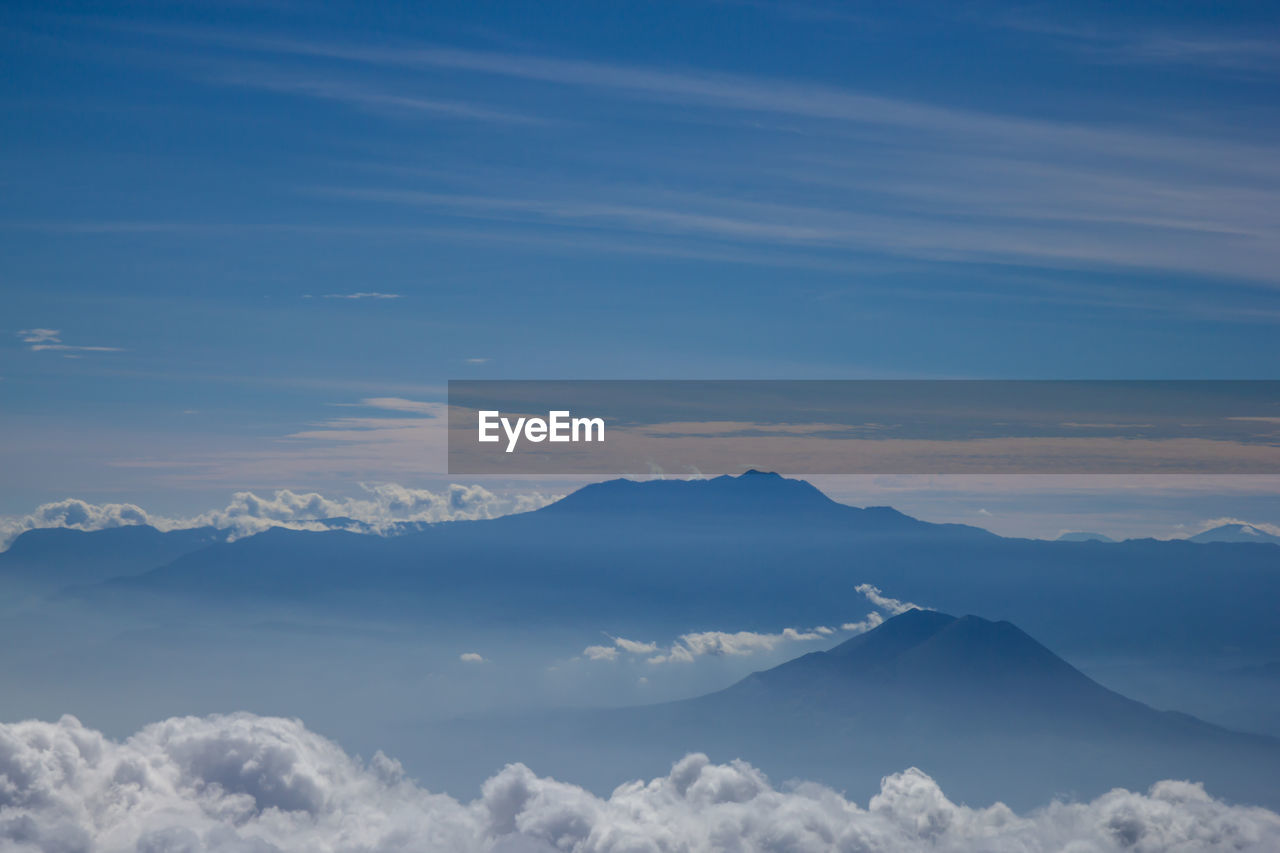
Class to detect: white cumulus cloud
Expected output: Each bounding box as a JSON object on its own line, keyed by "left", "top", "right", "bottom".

{"left": 584, "top": 585, "right": 931, "bottom": 665}
{"left": 611, "top": 637, "right": 658, "bottom": 655}
{"left": 0, "top": 498, "right": 155, "bottom": 550}
{"left": 855, "top": 582, "right": 926, "bottom": 616}
{"left": 582, "top": 645, "right": 619, "bottom": 661}
{"left": 840, "top": 611, "right": 886, "bottom": 633}
{"left": 647, "top": 626, "right": 831, "bottom": 664}
{"left": 1, "top": 712, "right": 1278, "bottom": 853}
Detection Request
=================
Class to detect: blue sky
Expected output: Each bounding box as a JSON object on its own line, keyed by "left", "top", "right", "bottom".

{"left": 2, "top": 1, "right": 1279, "bottom": 528}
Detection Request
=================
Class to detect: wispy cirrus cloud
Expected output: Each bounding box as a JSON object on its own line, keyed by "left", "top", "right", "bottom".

{"left": 319, "top": 292, "right": 403, "bottom": 300}
{"left": 314, "top": 175, "right": 1280, "bottom": 286}
{"left": 208, "top": 69, "right": 543, "bottom": 124}
{"left": 16, "top": 328, "right": 124, "bottom": 354}
{"left": 178, "top": 31, "right": 1280, "bottom": 170}
{"left": 335, "top": 397, "right": 439, "bottom": 415}
{"left": 18, "top": 328, "right": 60, "bottom": 344}
{"left": 20, "top": 25, "right": 1280, "bottom": 303}
{"left": 90, "top": 394, "right": 455, "bottom": 485}
{"left": 1000, "top": 15, "right": 1280, "bottom": 74}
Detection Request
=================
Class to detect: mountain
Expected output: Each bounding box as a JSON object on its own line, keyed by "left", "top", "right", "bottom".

{"left": 85, "top": 472, "right": 994, "bottom": 621}
{"left": 701, "top": 609, "right": 1215, "bottom": 733}
{"left": 1056, "top": 531, "right": 1115, "bottom": 542}
{"left": 70, "top": 472, "right": 1280, "bottom": 662}
{"left": 0, "top": 524, "right": 225, "bottom": 596}
{"left": 677, "top": 611, "right": 1280, "bottom": 807}
{"left": 545, "top": 469, "right": 837, "bottom": 516}
{"left": 540, "top": 470, "right": 992, "bottom": 539}
{"left": 1235, "top": 661, "right": 1280, "bottom": 679}
{"left": 1189, "top": 523, "right": 1280, "bottom": 545}
{"left": 429, "top": 610, "right": 1280, "bottom": 810}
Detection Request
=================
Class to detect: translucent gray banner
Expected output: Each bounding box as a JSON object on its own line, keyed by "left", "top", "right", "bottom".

{"left": 447, "top": 380, "right": 1280, "bottom": 475}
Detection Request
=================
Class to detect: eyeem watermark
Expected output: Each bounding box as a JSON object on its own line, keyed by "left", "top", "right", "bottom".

{"left": 478, "top": 410, "right": 605, "bottom": 453}
{"left": 450, "top": 380, "right": 1280, "bottom": 474}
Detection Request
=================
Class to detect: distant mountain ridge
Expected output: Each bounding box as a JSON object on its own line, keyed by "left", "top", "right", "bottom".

{"left": 11, "top": 475, "right": 1275, "bottom": 560}
{"left": 1189, "top": 523, "right": 1280, "bottom": 545}
{"left": 79, "top": 472, "right": 996, "bottom": 623}
{"left": 548, "top": 470, "right": 838, "bottom": 515}
{"left": 1056, "top": 531, "right": 1115, "bottom": 542}
{"left": 18, "top": 472, "right": 1280, "bottom": 665}
{"left": 538, "top": 470, "right": 993, "bottom": 539}
{"left": 0, "top": 525, "right": 227, "bottom": 594}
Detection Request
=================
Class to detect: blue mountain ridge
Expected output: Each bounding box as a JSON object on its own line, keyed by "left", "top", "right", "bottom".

{"left": 13, "top": 472, "right": 1279, "bottom": 661}
{"left": 83, "top": 476, "right": 1268, "bottom": 650}
{"left": 0, "top": 525, "right": 226, "bottom": 592}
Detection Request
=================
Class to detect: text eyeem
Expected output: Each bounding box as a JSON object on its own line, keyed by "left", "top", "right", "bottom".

{"left": 477, "top": 410, "right": 605, "bottom": 453}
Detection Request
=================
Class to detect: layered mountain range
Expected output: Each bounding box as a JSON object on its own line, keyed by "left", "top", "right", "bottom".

{"left": 4, "top": 471, "right": 1269, "bottom": 661}
{"left": 1, "top": 471, "right": 1277, "bottom": 809}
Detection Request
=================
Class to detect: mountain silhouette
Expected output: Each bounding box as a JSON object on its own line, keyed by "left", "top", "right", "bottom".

{"left": 86, "top": 472, "right": 992, "bottom": 609}
{"left": 1056, "top": 531, "right": 1115, "bottom": 542}
{"left": 0, "top": 525, "right": 225, "bottom": 596}
{"left": 1189, "top": 523, "right": 1280, "bottom": 545}
{"left": 699, "top": 609, "right": 1220, "bottom": 736}
{"left": 546, "top": 470, "right": 839, "bottom": 517}
{"left": 537, "top": 470, "right": 989, "bottom": 538}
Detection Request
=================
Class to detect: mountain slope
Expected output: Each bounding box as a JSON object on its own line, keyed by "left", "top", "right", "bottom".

{"left": 0, "top": 525, "right": 225, "bottom": 596}
{"left": 430, "top": 611, "right": 1280, "bottom": 811}
{"left": 86, "top": 472, "right": 993, "bottom": 621}
{"left": 538, "top": 470, "right": 992, "bottom": 540}
{"left": 698, "top": 610, "right": 1221, "bottom": 737}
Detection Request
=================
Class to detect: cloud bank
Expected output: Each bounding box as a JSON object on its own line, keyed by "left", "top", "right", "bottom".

{"left": 0, "top": 484, "right": 559, "bottom": 550}
{"left": 2, "top": 712, "right": 1277, "bottom": 853}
